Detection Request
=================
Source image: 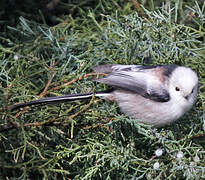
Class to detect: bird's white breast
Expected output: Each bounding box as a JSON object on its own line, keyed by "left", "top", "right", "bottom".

{"left": 112, "top": 90, "right": 192, "bottom": 127}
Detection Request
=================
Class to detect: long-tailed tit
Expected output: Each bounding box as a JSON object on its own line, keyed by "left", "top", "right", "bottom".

{"left": 10, "top": 64, "right": 198, "bottom": 127}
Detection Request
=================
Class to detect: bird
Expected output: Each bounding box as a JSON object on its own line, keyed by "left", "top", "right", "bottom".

{"left": 10, "top": 64, "right": 198, "bottom": 127}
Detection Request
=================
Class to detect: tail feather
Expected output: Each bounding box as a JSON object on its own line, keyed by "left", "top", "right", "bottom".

{"left": 10, "top": 93, "right": 94, "bottom": 111}
{"left": 9, "top": 90, "right": 113, "bottom": 111}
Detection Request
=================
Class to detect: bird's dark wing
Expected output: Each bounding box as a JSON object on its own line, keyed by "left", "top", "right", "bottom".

{"left": 94, "top": 64, "right": 174, "bottom": 102}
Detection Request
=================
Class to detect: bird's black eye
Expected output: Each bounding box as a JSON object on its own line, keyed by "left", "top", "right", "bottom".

{"left": 175, "top": 87, "right": 180, "bottom": 91}
{"left": 191, "top": 88, "right": 194, "bottom": 94}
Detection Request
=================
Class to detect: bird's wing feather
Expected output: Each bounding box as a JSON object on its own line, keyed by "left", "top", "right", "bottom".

{"left": 93, "top": 64, "right": 141, "bottom": 73}
{"left": 94, "top": 64, "right": 170, "bottom": 102}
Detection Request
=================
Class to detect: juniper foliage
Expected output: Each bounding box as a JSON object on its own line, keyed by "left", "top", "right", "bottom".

{"left": 0, "top": 0, "right": 205, "bottom": 179}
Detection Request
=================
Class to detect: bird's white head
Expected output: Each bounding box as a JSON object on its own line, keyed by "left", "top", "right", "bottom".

{"left": 169, "top": 66, "right": 198, "bottom": 109}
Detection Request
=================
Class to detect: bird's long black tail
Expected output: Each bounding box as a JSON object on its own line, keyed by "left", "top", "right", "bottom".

{"left": 9, "top": 91, "right": 111, "bottom": 111}
{"left": 10, "top": 93, "right": 95, "bottom": 111}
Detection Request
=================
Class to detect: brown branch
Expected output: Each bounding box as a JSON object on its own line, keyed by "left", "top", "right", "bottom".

{"left": 15, "top": 108, "right": 28, "bottom": 118}
{"left": 191, "top": 133, "right": 205, "bottom": 141}
{"left": 0, "top": 122, "right": 20, "bottom": 132}
{"left": 39, "top": 71, "right": 56, "bottom": 97}
{"left": 51, "top": 72, "right": 106, "bottom": 92}
{"left": 82, "top": 118, "right": 115, "bottom": 133}
{"left": 132, "top": 0, "right": 148, "bottom": 19}
{"left": 40, "top": 60, "right": 57, "bottom": 97}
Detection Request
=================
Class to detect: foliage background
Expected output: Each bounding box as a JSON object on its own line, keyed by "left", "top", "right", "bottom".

{"left": 0, "top": 0, "right": 205, "bottom": 179}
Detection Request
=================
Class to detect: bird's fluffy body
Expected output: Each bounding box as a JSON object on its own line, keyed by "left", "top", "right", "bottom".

{"left": 108, "top": 89, "right": 193, "bottom": 126}
{"left": 94, "top": 64, "right": 198, "bottom": 127}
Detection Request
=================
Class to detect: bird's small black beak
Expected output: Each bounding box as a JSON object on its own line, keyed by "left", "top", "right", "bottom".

{"left": 185, "top": 95, "right": 190, "bottom": 100}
